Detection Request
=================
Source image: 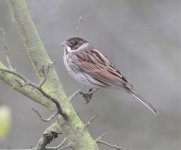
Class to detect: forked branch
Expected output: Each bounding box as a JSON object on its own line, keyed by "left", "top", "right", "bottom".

{"left": 0, "top": 67, "right": 67, "bottom": 120}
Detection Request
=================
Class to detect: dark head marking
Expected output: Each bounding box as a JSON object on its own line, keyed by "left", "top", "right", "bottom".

{"left": 66, "top": 37, "right": 88, "bottom": 50}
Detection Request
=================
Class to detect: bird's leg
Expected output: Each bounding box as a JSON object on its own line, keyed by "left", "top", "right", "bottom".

{"left": 68, "top": 86, "right": 85, "bottom": 102}
{"left": 68, "top": 86, "right": 98, "bottom": 103}
{"left": 80, "top": 88, "right": 98, "bottom": 103}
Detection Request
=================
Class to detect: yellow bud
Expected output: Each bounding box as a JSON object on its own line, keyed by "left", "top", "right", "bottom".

{"left": 0, "top": 105, "right": 11, "bottom": 139}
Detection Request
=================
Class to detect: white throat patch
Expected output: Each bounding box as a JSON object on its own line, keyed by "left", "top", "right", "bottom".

{"left": 66, "top": 46, "right": 72, "bottom": 53}
{"left": 76, "top": 43, "right": 89, "bottom": 51}
{"left": 65, "top": 43, "right": 89, "bottom": 54}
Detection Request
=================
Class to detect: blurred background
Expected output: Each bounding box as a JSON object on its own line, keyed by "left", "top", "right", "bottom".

{"left": 0, "top": 0, "right": 180, "bottom": 149}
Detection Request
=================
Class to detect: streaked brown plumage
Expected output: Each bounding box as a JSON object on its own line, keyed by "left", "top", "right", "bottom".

{"left": 61, "top": 37, "right": 158, "bottom": 115}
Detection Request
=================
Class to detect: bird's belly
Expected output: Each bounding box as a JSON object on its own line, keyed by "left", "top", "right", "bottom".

{"left": 64, "top": 57, "right": 104, "bottom": 88}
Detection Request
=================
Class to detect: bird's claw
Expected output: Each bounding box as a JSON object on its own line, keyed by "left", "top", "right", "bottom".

{"left": 79, "top": 91, "right": 93, "bottom": 103}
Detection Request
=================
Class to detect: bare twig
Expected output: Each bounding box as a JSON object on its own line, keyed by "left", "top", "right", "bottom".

{"left": 0, "top": 68, "right": 68, "bottom": 120}
{"left": 68, "top": 86, "right": 86, "bottom": 102}
{"left": 4, "top": 0, "right": 101, "bottom": 149}
{"left": 0, "top": 27, "right": 6, "bottom": 36}
{"left": 0, "top": 149, "right": 33, "bottom": 150}
{"left": 32, "top": 108, "right": 58, "bottom": 122}
{"left": 96, "top": 132, "right": 128, "bottom": 150}
{"left": 0, "top": 28, "right": 14, "bottom": 70}
{"left": 96, "top": 132, "right": 109, "bottom": 141}
{"left": 76, "top": 16, "right": 83, "bottom": 35}
{"left": 38, "top": 64, "right": 49, "bottom": 88}
{"left": 47, "top": 138, "right": 71, "bottom": 150}
{"left": 0, "top": 68, "right": 31, "bottom": 83}
{"left": 0, "top": 142, "right": 72, "bottom": 150}
{"left": 56, "top": 138, "right": 67, "bottom": 149}
{"left": 5, "top": 50, "right": 14, "bottom": 71}
{"left": 45, "top": 138, "right": 67, "bottom": 150}
{"left": 96, "top": 140, "right": 127, "bottom": 150}
{"left": 68, "top": 89, "right": 81, "bottom": 102}
{"left": 58, "top": 144, "right": 72, "bottom": 150}
{"left": 85, "top": 115, "right": 97, "bottom": 128}
{"left": 39, "top": 61, "right": 56, "bottom": 89}
{"left": 37, "top": 83, "right": 68, "bottom": 121}
{"left": 36, "top": 123, "right": 61, "bottom": 150}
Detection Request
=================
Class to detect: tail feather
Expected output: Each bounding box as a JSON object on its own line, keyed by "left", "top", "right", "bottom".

{"left": 131, "top": 91, "right": 158, "bottom": 115}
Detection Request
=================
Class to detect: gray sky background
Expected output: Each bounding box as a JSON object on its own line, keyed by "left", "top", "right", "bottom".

{"left": 0, "top": 0, "right": 180, "bottom": 150}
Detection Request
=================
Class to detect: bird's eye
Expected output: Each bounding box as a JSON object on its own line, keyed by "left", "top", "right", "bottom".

{"left": 70, "top": 41, "right": 75, "bottom": 45}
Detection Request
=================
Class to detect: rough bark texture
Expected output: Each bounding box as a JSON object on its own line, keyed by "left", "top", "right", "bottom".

{"left": 0, "top": 0, "right": 99, "bottom": 149}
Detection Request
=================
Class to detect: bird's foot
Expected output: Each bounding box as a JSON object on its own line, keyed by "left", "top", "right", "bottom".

{"left": 80, "top": 88, "right": 95, "bottom": 103}
{"left": 79, "top": 92, "right": 93, "bottom": 103}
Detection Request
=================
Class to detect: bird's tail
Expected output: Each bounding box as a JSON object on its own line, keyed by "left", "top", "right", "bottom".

{"left": 130, "top": 90, "right": 158, "bottom": 115}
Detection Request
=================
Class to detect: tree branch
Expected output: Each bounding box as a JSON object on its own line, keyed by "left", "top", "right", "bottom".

{"left": 46, "top": 137, "right": 67, "bottom": 150}
{"left": 0, "top": 61, "right": 53, "bottom": 108}
{"left": 3, "top": 0, "right": 100, "bottom": 149}
{"left": 35, "top": 123, "right": 61, "bottom": 150}
{"left": 32, "top": 108, "right": 58, "bottom": 122}
{"left": 85, "top": 115, "right": 97, "bottom": 128}
{"left": 96, "top": 132, "right": 128, "bottom": 150}
{"left": 96, "top": 140, "right": 127, "bottom": 150}
{"left": 0, "top": 67, "right": 67, "bottom": 119}
{"left": 0, "top": 28, "right": 14, "bottom": 70}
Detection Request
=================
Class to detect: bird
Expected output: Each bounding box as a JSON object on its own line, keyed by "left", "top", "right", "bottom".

{"left": 60, "top": 36, "right": 158, "bottom": 115}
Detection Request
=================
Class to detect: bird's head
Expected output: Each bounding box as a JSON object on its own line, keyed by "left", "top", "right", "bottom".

{"left": 60, "top": 37, "right": 89, "bottom": 53}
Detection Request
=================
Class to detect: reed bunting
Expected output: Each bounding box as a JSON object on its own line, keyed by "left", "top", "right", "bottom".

{"left": 60, "top": 37, "right": 158, "bottom": 115}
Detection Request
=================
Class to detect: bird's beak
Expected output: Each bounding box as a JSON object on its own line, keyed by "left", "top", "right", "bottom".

{"left": 59, "top": 41, "right": 66, "bottom": 46}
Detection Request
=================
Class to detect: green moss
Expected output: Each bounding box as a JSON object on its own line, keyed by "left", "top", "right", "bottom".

{"left": 4, "top": 0, "right": 100, "bottom": 149}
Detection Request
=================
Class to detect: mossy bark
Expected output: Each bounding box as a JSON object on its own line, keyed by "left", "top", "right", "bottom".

{"left": 0, "top": 0, "right": 99, "bottom": 149}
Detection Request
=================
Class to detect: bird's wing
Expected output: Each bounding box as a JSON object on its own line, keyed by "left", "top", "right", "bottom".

{"left": 72, "top": 48, "right": 130, "bottom": 88}
{"left": 71, "top": 48, "right": 158, "bottom": 115}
